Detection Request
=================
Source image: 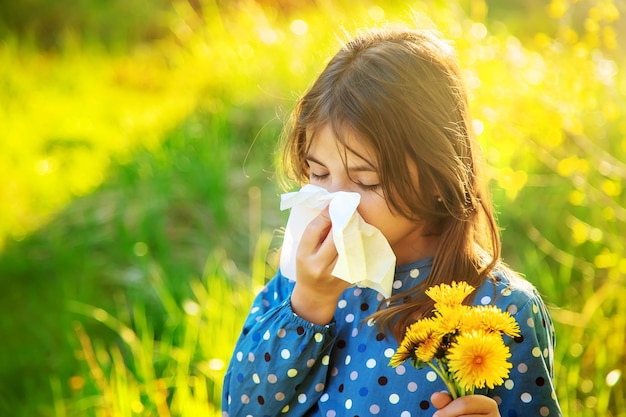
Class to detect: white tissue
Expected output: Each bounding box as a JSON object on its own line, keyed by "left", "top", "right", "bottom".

{"left": 279, "top": 184, "right": 396, "bottom": 298}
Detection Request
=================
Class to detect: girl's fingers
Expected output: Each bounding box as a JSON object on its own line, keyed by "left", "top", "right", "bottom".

{"left": 299, "top": 208, "right": 332, "bottom": 252}
{"left": 432, "top": 394, "right": 500, "bottom": 417}
{"left": 430, "top": 391, "right": 452, "bottom": 409}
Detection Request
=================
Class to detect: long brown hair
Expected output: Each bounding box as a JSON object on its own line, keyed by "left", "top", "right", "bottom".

{"left": 279, "top": 26, "right": 503, "bottom": 341}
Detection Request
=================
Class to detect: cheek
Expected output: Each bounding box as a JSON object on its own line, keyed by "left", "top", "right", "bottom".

{"left": 356, "top": 197, "right": 389, "bottom": 229}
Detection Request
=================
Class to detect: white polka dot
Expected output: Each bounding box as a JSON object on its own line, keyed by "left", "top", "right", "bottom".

{"left": 521, "top": 392, "right": 532, "bottom": 403}
{"left": 393, "top": 280, "right": 403, "bottom": 289}
{"left": 263, "top": 330, "right": 271, "bottom": 340}
{"left": 345, "top": 355, "right": 352, "bottom": 365}
{"left": 377, "top": 293, "right": 384, "bottom": 301}
{"left": 338, "top": 300, "right": 347, "bottom": 309}
{"left": 504, "top": 379, "right": 515, "bottom": 390}
{"left": 395, "top": 365, "right": 406, "bottom": 375}
{"left": 248, "top": 352, "right": 255, "bottom": 362}
{"left": 314, "top": 332, "right": 323, "bottom": 342}
{"left": 277, "top": 328, "right": 287, "bottom": 338}
{"left": 426, "top": 371, "right": 437, "bottom": 382}
{"left": 389, "top": 393, "right": 400, "bottom": 404}
{"left": 320, "top": 393, "right": 329, "bottom": 402}
{"left": 345, "top": 314, "right": 355, "bottom": 323}
{"left": 370, "top": 404, "right": 380, "bottom": 414}
{"left": 298, "top": 393, "right": 307, "bottom": 403}
{"left": 353, "top": 288, "right": 362, "bottom": 296}
{"left": 533, "top": 304, "right": 539, "bottom": 314}
{"left": 326, "top": 411, "right": 335, "bottom": 417}
{"left": 527, "top": 317, "right": 535, "bottom": 328}
{"left": 501, "top": 288, "right": 512, "bottom": 296}
{"left": 367, "top": 318, "right": 376, "bottom": 327}
{"left": 345, "top": 399, "right": 353, "bottom": 409}
{"left": 366, "top": 359, "right": 377, "bottom": 368}
{"left": 287, "top": 368, "right": 298, "bottom": 377}
{"left": 350, "top": 371, "right": 359, "bottom": 380}
{"left": 543, "top": 348, "right": 549, "bottom": 358}
{"left": 352, "top": 328, "right": 359, "bottom": 337}
{"left": 281, "top": 349, "right": 290, "bottom": 359}
{"left": 480, "top": 296, "right": 492, "bottom": 304}
{"left": 407, "top": 381, "right": 418, "bottom": 392}
{"left": 540, "top": 406, "right": 550, "bottom": 416}
{"left": 507, "top": 304, "right": 518, "bottom": 314}
{"left": 410, "top": 268, "right": 420, "bottom": 278}
{"left": 401, "top": 411, "right": 411, "bottom": 417}
{"left": 251, "top": 306, "right": 260, "bottom": 314}
{"left": 268, "top": 374, "right": 277, "bottom": 383}
{"left": 532, "top": 347, "right": 542, "bottom": 357}
{"left": 307, "top": 359, "right": 315, "bottom": 367}
{"left": 384, "top": 348, "right": 395, "bottom": 358}
{"left": 322, "top": 355, "right": 330, "bottom": 365}
{"left": 518, "top": 363, "right": 528, "bottom": 373}
{"left": 241, "top": 394, "right": 250, "bottom": 404}
{"left": 236, "top": 351, "right": 243, "bottom": 361}
{"left": 315, "top": 383, "right": 325, "bottom": 392}
{"left": 252, "top": 373, "right": 260, "bottom": 384}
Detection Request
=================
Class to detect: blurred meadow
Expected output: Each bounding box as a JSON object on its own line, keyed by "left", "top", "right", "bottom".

{"left": 0, "top": 0, "right": 624, "bottom": 416}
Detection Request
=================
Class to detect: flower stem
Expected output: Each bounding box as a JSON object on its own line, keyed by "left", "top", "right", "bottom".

{"left": 428, "top": 360, "right": 459, "bottom": 399}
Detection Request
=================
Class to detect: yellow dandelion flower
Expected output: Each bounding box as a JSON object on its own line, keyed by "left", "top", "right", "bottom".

{"left": 465, "top": 305, "right": 521, "bottom": 338}
{"left": 447, "top": 330, "right": 513, "bottom": 390}
{"left": 391, "top": 318, "right": 443, "bottom": 367}
{"left": 405, "top": 317, "right": 438, "bottom": 344}
{"left": 389, "top": 342, "right": 414, "bottom": 368}
{"left": 433, "top": 304, "right": 472, "bottom": 335}
{"left": 415, "top": 334, "right": 441, "bottom": 362}
{"left": 426, "top": 281, "right": 475, "bottom": 309}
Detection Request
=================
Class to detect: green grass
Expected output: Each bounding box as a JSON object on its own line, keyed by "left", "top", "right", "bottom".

{"left": 0, "top": 0, "right": 624, "bottom": 416}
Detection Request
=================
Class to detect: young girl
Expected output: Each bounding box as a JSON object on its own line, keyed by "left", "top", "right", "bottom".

{"left": 222, "top": 26, "right": 562, "bottom": 417}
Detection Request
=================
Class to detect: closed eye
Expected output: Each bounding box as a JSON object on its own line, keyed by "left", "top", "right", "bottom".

{"left": 310, "top": 172, "right": 329, "bottom": 181}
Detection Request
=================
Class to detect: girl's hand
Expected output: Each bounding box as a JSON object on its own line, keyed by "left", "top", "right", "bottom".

{"left": 290, "top": 208, "right": 351, "bottom": 325}
{"left": 430, "top": 391, "right": 501, "bottom": 417}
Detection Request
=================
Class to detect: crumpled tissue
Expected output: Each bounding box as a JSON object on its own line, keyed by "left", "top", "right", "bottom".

{"left": 279, "top": 184, "right": 396, "bottom": 298}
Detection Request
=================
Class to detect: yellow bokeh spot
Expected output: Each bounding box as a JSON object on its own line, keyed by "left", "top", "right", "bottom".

{"left": 602, "top": 206, "right": 615, "bottom": 221}
{"left": 599, "top": 2, "right": 620, "bottom": 22}
{"left": 594, "top": 249, "right": 618, "bottom": 269}
{"left": 584, "top": 18, "right": 600, "bottom": 33}
{"left": 601, "top": 179, "right": 622, "bottom": 197}
{"left": 498, "top": 168, "right": 528, "bottom": 201}
{"left": 557, "top": 156, "right": 588, "bottom": 177}
{"left": 534, "top": 33, "right": 552, "bottom": 49}
{"left": 603, "top": 103, "right": 620, "bottom": 121}
{"left": 548, "top": 0, "right": 568, "bottom": 19}
{"left": 570, "top": 221, "right": 588, "bottom": 245}
{"left": 69, "top": 375, "right": 85, "bottom": 391}
{"left": 560, "top": 28, "right": 578, "bottom": 44}
{"left": 568, "top": 189, "right": 585, "bottom": 206}
{"left": 602, "top": 26, "right": 618, "bottom": 50}
{"left": 545, "top": 127, "right": 564, "bottom": 148}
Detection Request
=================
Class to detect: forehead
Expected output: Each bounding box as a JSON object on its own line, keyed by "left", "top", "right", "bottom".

{"left": 306, "top": 123, "right": 377, "bottom": 165}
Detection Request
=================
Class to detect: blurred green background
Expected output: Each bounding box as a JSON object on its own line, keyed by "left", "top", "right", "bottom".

{"left": 0, "top": 0, "right": 624, "bottom": 416}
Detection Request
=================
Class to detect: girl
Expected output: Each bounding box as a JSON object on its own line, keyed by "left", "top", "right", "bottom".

{"left": 222, "top": 26, "right": 562, "bottom": 417}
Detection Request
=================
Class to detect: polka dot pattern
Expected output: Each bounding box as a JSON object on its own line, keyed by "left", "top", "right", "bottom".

{"left": 222, "top": 258, "right": 562, "bottom": 416}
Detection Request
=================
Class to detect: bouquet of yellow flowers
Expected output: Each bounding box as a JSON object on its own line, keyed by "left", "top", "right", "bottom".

{"left": 389, "top": 281, "right": 521, "bottom": 399}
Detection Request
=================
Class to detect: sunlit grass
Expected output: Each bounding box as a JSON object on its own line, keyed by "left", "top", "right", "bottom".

{"left": 1, "top": 0, "right": 625, "bottom": 416}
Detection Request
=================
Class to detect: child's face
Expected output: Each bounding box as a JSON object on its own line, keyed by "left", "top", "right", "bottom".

{"left": 306, "top": 124, "right": 433, "bottom": 264}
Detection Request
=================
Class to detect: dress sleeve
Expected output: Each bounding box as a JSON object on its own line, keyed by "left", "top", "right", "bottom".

{"left": 486, "top": 290, "right": 562, "bottom": 416}
{"left": 222, "top": 273, "right": 336, "bottom": 416}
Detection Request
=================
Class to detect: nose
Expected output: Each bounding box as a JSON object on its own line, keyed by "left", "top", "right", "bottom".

{"left": 325, "top": 177, "right": 356, "bottom": 194}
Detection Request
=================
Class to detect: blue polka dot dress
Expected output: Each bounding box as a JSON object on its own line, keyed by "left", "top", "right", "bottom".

{"left": 222, "top": 258, "right": 562, "bottom": 416}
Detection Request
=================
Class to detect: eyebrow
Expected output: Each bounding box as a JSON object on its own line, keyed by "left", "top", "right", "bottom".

{"left": 305, "top": 154, "right": 377, "bottom": 173}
